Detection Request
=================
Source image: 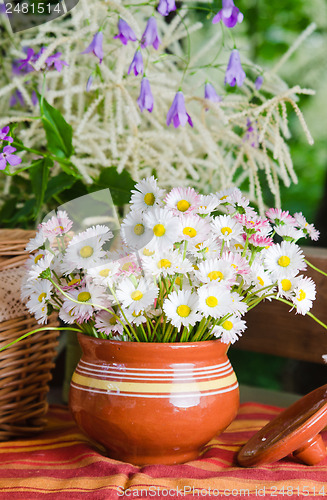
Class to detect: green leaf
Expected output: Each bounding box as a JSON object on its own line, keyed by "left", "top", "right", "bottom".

{"left": 56, "top": 158, "right": 82, "bottom": 178}
{"left": 29, "top": 158, "right": 52, "bottom": 215}
{"left": 44, "top": 172, "right": 77, "bottom": 202}
{"left": 94, "top": 167, "right": 136, "bottom": 205}
{"left": 38, "top": 93, "right": 74, "bottom": 158}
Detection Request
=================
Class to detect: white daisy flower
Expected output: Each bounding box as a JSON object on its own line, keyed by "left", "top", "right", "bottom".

{"left": 216, "top": 187, "right": 236, "bottom": 202}
{"left": 26, "top": 280, "right": 53, "bottom": 323}
{"left": 130, "top": 176, "right": 165, "bottom": 212}
{"left": 163, "top": 290, "right": 201, "bottom": 330}
{"left": 116, "top": 277, "right": 158, "bottom": 314}
{"left": 80, "top": 225, "right": 113, "bottom": 246}
{"left": 27, "top": 252, "right": 54, "bottom": 281}
{"left": 197, "top": 283, "right": 232, "bottom": 319}
{"left": 250, "top": 263, "right": 275, "bottom": 297}
{"left": 263, "top": 241, "right": 306, "bottom": 279}
{"left": 87, "top": 260, "right": 120, "bottom": 287}
{"left": 94, "top": 310, "right": 124, "bottom": 336}
{"left": 211, "top": 215, "right": 244, "bottom": 247}
{"left": 195, "top": 258, "right": 236, "bottom": 286}
{"left": 189, "top": 237, "right": 221, "bottom": 260}
{"left": 274, "top": 225, "right": 305, "bottom": 241}
{"left": 62, "top": 231, "right": 106, "bottom": 273}
{"left": 225, "top": 188, "right": 250, "bottom": 211}
{"left": 230, "top": 292, "right": 248, "bottom": 316}
{"left": 143, "top": 208, "right": 180, "bottom": 251}
{"left": 142, "top": 250, "right": 192, "bottom": 278}
{"left": 292, "top": 276, "right": 316, "bottom": 315}
{"left": 121, "top": 211, "right": 153, "bottom": 250}
{"left": 179, "top": 214, "right": 210, "bottom": 246}
{"left": 62, "top": 282, "right": 107, "bottom": 321}
{"left": 196, "top": 194, "right": 221, "bottom": 215}
{"left": 41, "top": 210, "right": 73, "bottom": 241}
{"left": 277, "top": 276, "right": 298, "bottom": 299}
{"left": 164, "top": 186, "right": 200, "bottom": 215}
{"left": 25, "top": 230, "right": 46, "bottom": 252}
{"left": 124, "top": 308, "right": 147, "bottom": 326}
{"left": 212, "top": 316, "right": 247, "bottom": 344}
{"left": 59, "top": 307, "right": 81, "bottom": 325}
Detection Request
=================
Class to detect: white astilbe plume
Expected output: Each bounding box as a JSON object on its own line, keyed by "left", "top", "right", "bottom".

{"left": 0, "top": 0, "right": 315, "bottom": 212}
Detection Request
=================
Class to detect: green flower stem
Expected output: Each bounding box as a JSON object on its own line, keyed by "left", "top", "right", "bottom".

{"left": 305, "top": 259, "right": 327, "bottom": 278}
{"left": 0, "top": 326, "right": 82, "bottom": 352}
{"left": 275, "top": 297, "right": 327, "bottom": 330}
{"left": 108, "top": 286, "right": 140, "bottom": 342}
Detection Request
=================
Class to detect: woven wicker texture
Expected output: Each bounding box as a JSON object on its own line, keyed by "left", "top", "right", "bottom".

{"left": 0, "top": 229, "right": 59, "bottom": 440}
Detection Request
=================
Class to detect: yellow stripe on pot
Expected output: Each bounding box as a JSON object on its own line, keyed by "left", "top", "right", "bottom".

{"left": 72, "top": 372, "right": 237, "bottom": 394}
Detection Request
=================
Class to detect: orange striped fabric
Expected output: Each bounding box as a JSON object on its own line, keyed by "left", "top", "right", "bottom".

{"left": 1, "top": 403, "right": 326, "bottom": 499}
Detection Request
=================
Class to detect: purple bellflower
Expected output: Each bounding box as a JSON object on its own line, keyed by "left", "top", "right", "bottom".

{"left": 137, "top": 78, "right": 154, "bottom": 113}
{"left": 114, "top": 19, "right": 137, "bottom": 46}
{"left": 204, "top": 82, "right": 222, "bottom": 109}
{"left": 212, "top": 0, "right": 243, "bottom": 28}
{"left": 0, "top": 146, "right": 22, "bottom": 170}
{"left": 82, "top": 31, "right": 104, "bottom": 64}
{"left": 46, "top": 52, "right": 69, "bottom": 72}
{"left": 128, "top": 50, "right": 144, "bottom": 76}
{"left": 141, "top": 17, "right": 161, "bottom": 50}
{"left": 157, "top": 0, "right": 176, "bottom": 16}
{"left": 255, "top": 75, "right": 264, "bottom": 90}
{"left": 0, "top": 127, "right": 13, "bottom": 144}
{"left": 166, "top": 91, "right": 193, "bottom": 128}
{"left": 225, "top": 49, "right": 246, "bottom": 87}
{"left": 18, "top": 48, "right": 37, "bottom": 72}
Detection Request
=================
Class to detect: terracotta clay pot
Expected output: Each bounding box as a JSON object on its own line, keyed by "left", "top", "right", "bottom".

{"left": 69, "top": 333, "right": 239, "bottom": 465}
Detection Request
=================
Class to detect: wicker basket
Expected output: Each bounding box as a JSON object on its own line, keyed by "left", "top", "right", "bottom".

{"left": 0, "top": 229, "right": 59, "bottom": 440}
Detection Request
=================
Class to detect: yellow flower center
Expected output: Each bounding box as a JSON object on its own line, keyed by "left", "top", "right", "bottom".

{"left": 222, "top": 320, "right": 233, "bottom": 330}
{"left": 257, "top": 276, "right": 264, "bottom": 286}
{"left": 38, "top": 292, "right": 47, "bottom": 302}
{"left": 143, "top": 248, "right": 155, "bottom": 256}
{"left": 131, "top": 290, "right": 143, "bottom": 301}
{"left": 109, "top": 316, "right": 117, "bottom": 325}
{"left": 206, "top": 296, "right": 218, "bottom": 308}
{"left": 122, "top": 262, "right": 133, "bottom": 271}
{"left": 34, "top": 254, "right": 44, "bottom": 264}
{"left": 134, "top": 223, "right": 145, "bottom": 235}
{"left": 175, "top": 277, "right": 181, "bottom": 286}
{"left": 278, "top": 255, "right": 290, "bottom": 267}
{"left": 281, "top": 279, "right": 292, "bottom": 291}
{"left": 193, "top": 264, "right": 199, "bottom": 271}
{"left": 54, "top": 225, "right": 64, "bottom": 232}
{"left": 79, "top": 245, "right": 93, "bottom": 258}
{"left": 221, "top": 226, "right": 232, "bottom": 236}
{"left": 132, "top": 311, "right": 142, "bottom": 318}
{"left": 298, "top": 289, "right": 306, "bottom": 301}
{"left": 207, "top": 271, "right": 224, "bottom": 282}
{"left": 234, "top": 243, "right": 243, "bottom": 250}
{"left": 220, "top": 195, "right": 228, "bottom": 200}
{"left": 78, "top": 292, "right": 91, "bottom": 302}
{"left": 176, "top": 304, "right": 191, "bottom": 317}
{"left": 177, "top": 199, "right": 191, "bottom": 212}
{"left": 153, "top": 224, "right": 166, "bottom": 237}
{"left": 183, "top": 227, "right": 197, "bottom": 238}
{"left": 68, "top": 278, "right": 81, "bottom": 286}
{"left": 99, "top": 269, "right": 110, "bottom": 277}
{"left": 144, "top": 193, "right": 155, "bottom": 206}
{"left": 158, "top": 259, "right": 171, "bottom": 269}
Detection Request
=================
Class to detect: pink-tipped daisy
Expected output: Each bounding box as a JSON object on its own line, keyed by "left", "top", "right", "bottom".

{"left": 41, "top": 210, "right": 73, "bottom": 241}
{"left": 164, "top": 186, "right": 200, "bottom": 215}
{"left": 266, "top": 208, "right": 296, "bottom": 226}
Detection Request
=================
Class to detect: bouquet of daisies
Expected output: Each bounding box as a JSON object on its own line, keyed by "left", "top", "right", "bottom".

{"left": 20, "top": 176, "right": 322, "bottom": 344}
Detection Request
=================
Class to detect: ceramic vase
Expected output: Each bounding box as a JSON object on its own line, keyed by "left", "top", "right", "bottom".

{"left": 69, "top": 333, "right": 239, "bottom": 465}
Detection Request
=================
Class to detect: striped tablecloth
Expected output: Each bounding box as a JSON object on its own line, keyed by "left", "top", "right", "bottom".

{"left": 1, "top": 403, "right": 326, "bottom": 499}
